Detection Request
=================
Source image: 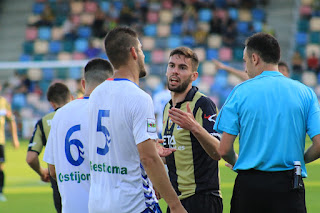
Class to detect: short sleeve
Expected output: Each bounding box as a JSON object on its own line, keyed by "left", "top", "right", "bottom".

{"left": 28, "top": 120, "right": 44, "bottom": 154}
{"left": 214, "top": 88, "right": 240, "bottom": 136}
{"left": 43, "top": 118, "right": 56, "bottom": 165}
{"left": 132, "top": 94, "right": 158, "bottom": 145}
{"left": 307, "top": 89, "right": 320, "bottom": 139}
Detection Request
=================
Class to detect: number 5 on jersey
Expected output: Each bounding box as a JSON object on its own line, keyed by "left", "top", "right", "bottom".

{"left": 96, "top": 109, "right": 111, "bottom": 155}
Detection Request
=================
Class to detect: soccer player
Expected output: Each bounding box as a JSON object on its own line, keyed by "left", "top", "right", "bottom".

{"left": 215, "top": 32, "right": 320, "bottom": 212}
{"left": 0, "top": 84, "right": 19, "bottom": 202}
{"left": 26, "top": 82, "right": 72, "bottom": 212}
{"left": 43, "top": 58, "right": 113, "bottom": 213}
{"left": 88, "top": 26, "right": 186, "bottom": 213}
{"left": 162, "top": 47, "right": 222, "bottom": 213}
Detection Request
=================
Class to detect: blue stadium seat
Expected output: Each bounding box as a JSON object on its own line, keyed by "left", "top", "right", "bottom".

{"left": 39, "top": 80, "right": 51, "bottom": 94}
{"left": 113, "top": 1, "right": 123, "bottom": 10}
{"left": 182, "top": 36, "right": 195, "bottom": 47}
{"left": 75, "top": 38, "right": 89, "bottom": 52}
{"left": 42, "top": 68, "right": 55, "bottom": 81}
{"left": 32, "top": 2, "right": 45, "bottom": 14}
{"left": 167, "top": 36, "right": 182, "bottom": 48}
{"left": 77, "top": 26, "right": 92, "bottom": 38}
{"left": 309, "top": 32, "right": 320, "bottom": 44}
{"left": 253, "top": 21, "right": 262, "bottom": 32}
{"left": 49, "top": 41, "right": 62, "bottom": 54}
{"left": 215, "top": 0, "right": 227, "bottom": 8}
{"left": 206, "top": 49, "right": 218, "bottom": 60}
{"left": 23, "top": 41, "right": 34, "bottom": 54}
{"left": 233, "top": 47, "right": 244, "bottom": 61}
{"left": 63, "top": 40, "right": 74, "bottom": 52}
{"left": 198, "top": 9, "right": 212, "bottom": 22}
{"left": 228, "top": 8, "right": 238, "bottom": 20}
{"left": 144, "top": 51, "right": 152, "bottom": 64}
{"left": 38, "top": 27, "right": 51, "bottom": 40}
{"left": 237, "top": 22, "right": 249, "bottom": 34}
{"left": 19, "top": 54, "right": 32, "bottom": 61}
{"left": 33, "top": 54, "right": 44, "bottom": 61}
{"left": 144, "top": 24, "right": 157, "bottom": 36}
{"left": 170, "top": 22, "right": 182, "bottom": 35}
{"left": 56, "top": 68, "right": 69, "bottom": 79}
{"left": 295, "top": 32, "right": 308, "bottom": 45}
{"left": 251, "top": 8, "right": 265, "bottom": 21}
{"left": 99, "top": 1, "right": 110, "bottom": 13}
{"left": 297, "top": 19, "right": 309, "bottom": 32}
{"left": 155, "top": 37, "right": 167, "bottom": 49}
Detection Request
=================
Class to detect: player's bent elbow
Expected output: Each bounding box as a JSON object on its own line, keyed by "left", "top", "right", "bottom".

{"left": 140, "top": 155, "right": 158, "bottom": 169}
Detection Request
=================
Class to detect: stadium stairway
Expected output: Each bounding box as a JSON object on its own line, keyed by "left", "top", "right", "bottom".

{"left": 0, "top": 0, "right": 34, "bottom": 61}
{"left": 266, "top": 0, "right": 299, "bottom": 64}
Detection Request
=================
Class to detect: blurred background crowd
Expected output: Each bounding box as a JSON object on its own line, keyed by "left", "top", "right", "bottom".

{"left": 0, "top": 0, "right": 320, "bottom": 139}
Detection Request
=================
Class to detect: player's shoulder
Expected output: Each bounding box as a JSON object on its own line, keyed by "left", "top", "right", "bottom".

{"left": 43, "top": 111, "right": 56, "bottom": 120}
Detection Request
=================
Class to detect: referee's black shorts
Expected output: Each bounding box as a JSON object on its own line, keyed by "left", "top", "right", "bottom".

{"left": 167, "top": 193, "right": 223, "bottom": 213}
{"left": 231, "top": 169, "right": 306, "bottom": 213}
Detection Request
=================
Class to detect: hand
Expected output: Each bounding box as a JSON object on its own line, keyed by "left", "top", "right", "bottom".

{"left": 156, "top": 139, "right": 176, "bottom": 157}
{"left": 168, "top": 102, "right": 198, "bottom": 132}
{"left": 13, "top": 139, "right": 20, "bottom": 149}
{"left": 40, "top": 168, "right": 50, "bottom": 182}
{"left": 212, "top": 59, "right": 226, "bottom": 70}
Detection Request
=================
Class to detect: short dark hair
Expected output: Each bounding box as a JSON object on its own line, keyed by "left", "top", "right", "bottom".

{"left": 47, "top": 82, "right": 71, "bottom": 105}
{"left": 278, "top": 61, "right": 289, "bottom": 70}
{"left": 84, "top": 58, "right": 114, "bottom": 84}
{"left": 104, "top": 26, "right": 139, "bottom": 69}
{"left": 169, "top": 47, "right": 199, "bottom": 72}
{"left": 245, "top": 32, "right": 280, "bottom": 64}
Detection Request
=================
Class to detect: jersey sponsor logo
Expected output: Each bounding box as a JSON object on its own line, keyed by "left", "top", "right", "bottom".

{"left": 163, "top": 135, "right": 176, "bottom": 149}
{"left": 47, "top": 119, "right": 52, "bottom": 126}
{"left": 58, "top": 171, "right": 90, "bottom": 183}
{"left": 147, "top": 118, "right": 156, "bottom": 133}
{"left": 177, "top": 146, "right": 185, "bottom": 150}
{"left": 204, "top": 114, "right": 216, "bottom": 122}
{"left": 90, "top": 161, "right": 128, "bottom": 175}
{"left": 210, "top": 132, "right": 221, "bottom": 140}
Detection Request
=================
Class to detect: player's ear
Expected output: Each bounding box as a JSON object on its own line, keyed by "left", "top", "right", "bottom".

{"left": 81, "top": 79, "right": 85, "bottom": 91}
{"left": 130, "top": 47, "right": 138, "bottom": 60}
{"left": 191, "top": 71, "right": 198, "bottom": 81}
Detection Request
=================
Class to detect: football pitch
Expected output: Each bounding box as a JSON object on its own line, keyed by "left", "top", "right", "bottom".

{"left": 1, "top": 139, "right": 320, "bottom": 213}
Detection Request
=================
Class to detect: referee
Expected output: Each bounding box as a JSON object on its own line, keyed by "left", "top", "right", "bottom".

{"left": 214, "top": 32, "right": 320, "bottom": 213}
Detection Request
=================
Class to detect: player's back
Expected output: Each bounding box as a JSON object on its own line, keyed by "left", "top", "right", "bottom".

{"left": 44, "top": 98, "right": 90, "bottom": 213}
{"left": 88, "top": 79, "right": 158, "bottom": 213}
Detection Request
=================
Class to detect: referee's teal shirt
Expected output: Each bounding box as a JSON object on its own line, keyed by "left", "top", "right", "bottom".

{"left": 214, "top": 71, "right": 320, "bottom": 177}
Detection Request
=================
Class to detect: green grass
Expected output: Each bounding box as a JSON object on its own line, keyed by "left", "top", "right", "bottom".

{"left": 1, "top": 139, "right": 320, "bottom": 212}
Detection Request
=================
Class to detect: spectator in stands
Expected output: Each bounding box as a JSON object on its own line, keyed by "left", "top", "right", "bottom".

{"left": 194, "top": 24, "right": 208, "bottom": 46}
{"left": 62, "top": 15, "right": 78, "bottom": 40}
{"left": 291, "top": 51, "right": 304, "bottom": 81}
{"left": 222, "top": 20, "right": 238, "bottom": 47}
{"left": 91, "top": 6, "right": 108, "bottom": 38}
{"left": 182, "top": 14, "right": 196, "bottom": 35}
{"left": 209, "top": 9, "right": 223, "bottom": 34}
{"left": 84, "top": 41, "right": 101, "bottom": 59}
{"left": 307, "top": 52, "right": 319, "bottom": 72}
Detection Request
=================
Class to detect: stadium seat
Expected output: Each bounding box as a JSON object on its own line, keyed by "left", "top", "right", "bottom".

{"left": 159, "top": 10, "right": 173, "bottom": 23}
{"left": 162, "top": 0, "right": 172, "bottom": 9}
{"left": 99, "top": 1, "right": 110, "bottom": 13}
{"left": 151, "top": 49, "right": 165, "bottom": 64}
{"left": 51, "top": 27, "right": 64, "bottom": 40}
{"left": 34, "top": 40, "right": 49, "bottom": 54}
{"left": 237, "top": 21, "right": 249, "bottom": 34}
{"left": 27, "top": 68, "right": 42, "bottom": 81}
{"left": 239, "top": 9, "right": 252, "bottom": 21}
{"left": 251, "top": 8, "right": 265, "bottom": 21}
{"left": 306, "top": 44, "right": 320, "bottom": 57}
{"left": 301, "top": 0, "right": 313, "bottom": 6}
{"left": 80, "top": 13, "right": 95, "bottom": 25}
{"left": 194, "top": 48, "right": 206, "bottom": 62}
{"left": 167, "top": 36, "right": 182, "bottom": 49}
{"left": 33, "top": 54, "right": 44, "bottom": 61}
{"left": 32, "top": 2, "right": 45, "bottom": 14}
{"left": 38, "top": 27, "right": 51, "bottom": 40}
{"left": 23, "top": 41, "right": 34, "bottom": 55}
{"left": 25, "top": 27, "right": 38, "bottom": 41}
{"left": 144, "top": 51, "right": 152, "bottom": 64}
{"left": 19, "top": 54, "right": 32, "bottom": 61}
{"left": 207, "top": 34, "right": 222, "bottom": 48}
{"left": 49, "top": 40, "right": 62, "bottom": 54}
{"left": 206, "top": 49, "right": 219, "bottom": 60}
{"left": 228, "top": 8, "right": 238, "bottom": 20}
{"left": 302, "top": 71, "right": 317, "bottom": 87}
{"left": 56, "top": 68, "right": 69, "bottom": 79}
{"left": 72, "top": 52, "right": 86, "bottom": 60}
{"left": 182, "top": 36, "right": 195, "bottom": 47}
{"left": 141, "top": 36, "right": 155, "bottom": 51}
{"left": 295, "top": 32, "right": 308, "bottom": 45}
{"left": 155, "top": 37, "right": 167, "bottom": 49}
{"left": 253, "top": 21, "right": 263, "bottom": 32}
{"left": 300, "top": 5, "right": 312, "bottom": 17}
{"left": 63, "top": 40, "right": 74, "bottom": 52}
{"left": 75, "top": 38, "right": 89, "bottom": 52}
{"left": 198, "top": 9, "right": 212, "bottom": 22}
{"left": 42, "top": 68, "right": 55, "bottom": 81}
{"left": 54, "top": 15, "right": 66, "bottom": 26}
{"left": 71, "top": 1, "right": 84, "bottom": 14}
{"left": 310, "top": 17, "right": 320, "bottom": 31}
{"left": 233, "top": 47, "right": 244, "bottom": 61}
{"left": 219, "top": 47, "right": 233, "bottom": 61}
{"left": 147, "top": 11, "right": 159, "bottom": 23}
{"left": 77, "top": 26, "right": 92, "bottom": 38}
{"left": 145, "top": 75, "right": 161, "bottom": 90}
{"left": 113, "top": 1, "right": 123, "bottom": 10}
{"left": 84, "top": 1, "right": 98, "bottom": 13}
{"left": 69, "top": 67, "right": 82, "bottom": 79}
{"left": 144, "top": 24, "right": 157, "bottom": 36}
{"left": 202, "top": 61, "right": 216, "bottom": 76}
{"left": 309, "top": 32, "right": 320, "bottom": 44}
{"left": 171, "top": 22, "right": 182, "bottom": 35}
{"left": 58, "top": 52, "right": 72, "bottom": 60}
{"left": 216, "top": 9, "right": 227, "bottom": 20}
{"left": 157, "top": 24, "right": 170, "bottom": 37}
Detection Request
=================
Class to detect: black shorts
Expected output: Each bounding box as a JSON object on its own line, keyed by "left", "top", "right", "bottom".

{"left": 167, "top": 193, "right": 223, "bottom": 213}
{"left": 0, "top": 145, "right": 5, "bottom": 163}
{"left": 50, "top": 176, "right": 62, "bottom": 213}
{"left": 231, "top": 169, "right": 306, "bottom": 213}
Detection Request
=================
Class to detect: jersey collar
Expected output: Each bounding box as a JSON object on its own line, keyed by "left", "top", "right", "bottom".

{"left": 169, "top": 86, "right": 198, "bottom": 108}
{"left": 106, "top": 78, "right": 138, "bottom": 87}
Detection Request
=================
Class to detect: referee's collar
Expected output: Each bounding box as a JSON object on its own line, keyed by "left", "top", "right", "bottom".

{"left": 169, "top": 86, "right": 198, "bottom": 107}
{"left": 258, "top": 71, "right": 283, "bottom": 77}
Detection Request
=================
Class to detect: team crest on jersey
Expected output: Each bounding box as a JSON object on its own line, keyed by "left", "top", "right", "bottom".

{"left": 168, "top": 118, "right": 173, "bottom": 129}
{"left": 147, "top": 118, "right": 156, "bottom": 133}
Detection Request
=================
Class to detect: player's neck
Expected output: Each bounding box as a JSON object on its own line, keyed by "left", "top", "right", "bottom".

{"left": 114, "top": 68, "right": 139, "bottom": 86}
{"left": 171, "top": 85, "right": 191, "bottom": 107}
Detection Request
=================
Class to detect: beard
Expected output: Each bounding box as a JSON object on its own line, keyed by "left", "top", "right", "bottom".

{"left": 138, "top": 55, "right": 146, "bottom": 78}
{"left": 168, "top": 75, "right": 192, "bottom": 93}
